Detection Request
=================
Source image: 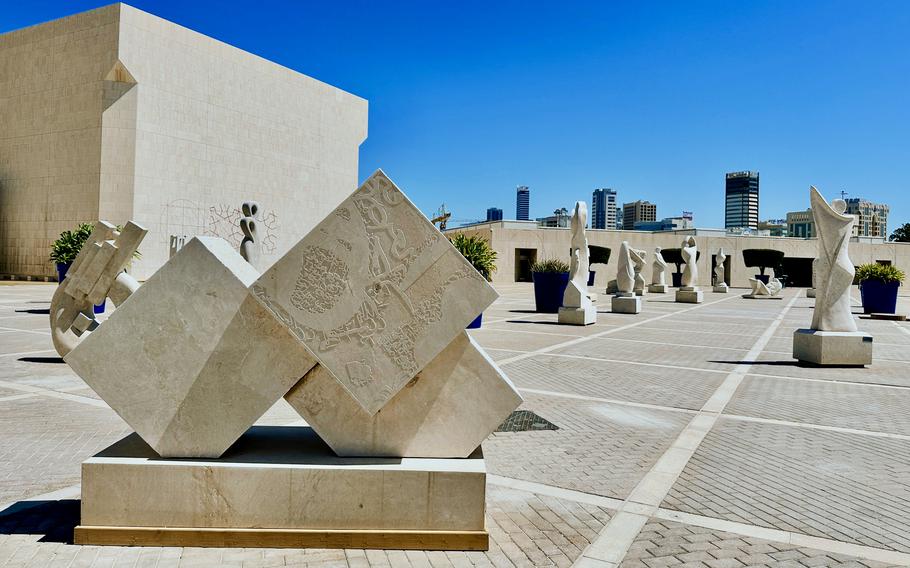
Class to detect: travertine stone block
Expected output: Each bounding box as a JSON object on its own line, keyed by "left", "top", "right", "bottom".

{"left": 612, "top": 295, "right": 641, "bottom": 314}
{"left": 284, "top": 332, "right": 521, "bottom": 458}
{"left": 792, "top": 329, "right": 872, "bottom": 366}
{"left": 65, "top": 237, "right": 316, "bottom": 458}
{"left": 648, "top": 284, "right": 668, "bottom": 294}
{"left": 675, "top": 289, "right": 704, "bottom": 304}
{"left": 713, "top": 284, "right": 729, "bottom": 293}
{"left": 252, "top": 170, "right": 498, "bottom": 415}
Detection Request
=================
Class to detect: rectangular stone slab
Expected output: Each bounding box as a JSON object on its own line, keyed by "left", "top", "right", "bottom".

{"left": 792, "top": 329, "right": 873, "bottom": 366}
{"left": 65, "top": 237, "right": 316, "bottom": 458}
{"left": 284, "top": 332, "right": 522, "bottom": 458}
{"left": 80, "top": 427, "right": 487, "bottom": 533}
{"left": 251, "top": 170, "right": 498, "bottom": 415}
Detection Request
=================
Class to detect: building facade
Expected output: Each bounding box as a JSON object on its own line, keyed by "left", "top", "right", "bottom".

{"left": 758, "top": 219, "right": 788, "bottom": 237}
{"left": 786, "top": 209, "right": 814, "bottom": 238}
{"left": 622, "top": 200, "right": 657, "bottom": 230}
{"left": 486, "top": 207, "right": 503, "bottom": 222}
{"left": 0, "top": 4, "right": 368, "bottom": 279}
{"left": 591, "top": 188, "right": 617, "bottom": 230}
{"left": 515, "top": 186, "right": 530, "bottom": 220}
{"left": 634, "top": 216, "right": 694, "bottom": 231}
{"left": 725, "top": 171, "right": 760, "bottom": 230}
{"left": 845, "top": 198, "right": 889, "bottom": 238}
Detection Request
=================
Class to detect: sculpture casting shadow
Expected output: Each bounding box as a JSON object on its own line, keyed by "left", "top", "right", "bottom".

{"left": 14, "top": 308, "right": 49, "bottom": 315}
{"left": 18, "top": 357, "right": 65, "bottom": 364}
{"left": 0, "top": 499, "right": 79, "bottom": 544}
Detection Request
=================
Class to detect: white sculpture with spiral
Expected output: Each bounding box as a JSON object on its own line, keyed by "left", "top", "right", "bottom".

{"left": 793, "top": 186, "right": 872, "bottom": 366}
{"left": 675, "top": 236, "right": 703, "bottom": 303}
{"left": 559, "top": 201, "right": 597, "bottom": 325}
{"left": 713, "top": 248, "right": 728, "bottom": 293}
{"left": 648, "top": 247, "right": 668, "bottom": 293}
{"left": 612, "top": 241, "right": 641, "bottom": 314}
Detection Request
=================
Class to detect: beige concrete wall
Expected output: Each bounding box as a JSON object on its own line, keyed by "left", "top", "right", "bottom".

{"left": 0, "top": 5, "right": 120, "bottom": 277}
{"left": 447, "top": 222, "right": 910, "bottom": 294}
{"left": 0, "top": 4, "right": 368, "bottom": 279}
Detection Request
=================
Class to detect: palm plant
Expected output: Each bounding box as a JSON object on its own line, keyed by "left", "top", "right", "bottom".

{"left": 450, "top": 234, "right": 497, "bottom": 281}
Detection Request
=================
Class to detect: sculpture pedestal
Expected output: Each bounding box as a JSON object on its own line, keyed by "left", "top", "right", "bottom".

{"left": 792, "top": 329, "right": 873, "bottom": 367}
{"left": 713, "top": 284, "right": 728, "bottom": 293}
{"left": 611, "top": 294, "right": 641, "bottom": 314}
{"left": 675, "top": 287, "right": 703, "bottom": 304}
{"left": 807, "top": 288, "right": 816, "bottom": 298}
{"left": 648, "top": 284, "right": 668, "bottom": 294}
{"left": 75, "top": 427, "right": 488, "bottom": 551}
{"left": 559, "top": 305, "right": 596, "bottom": 325}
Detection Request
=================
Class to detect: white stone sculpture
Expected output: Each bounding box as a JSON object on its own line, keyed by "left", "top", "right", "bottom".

{"left": 64, "top": 170, "right": 518, "bottom": 551}
{"left": 713, "top": 248, "right": 728, "bottom": 293}
{"left": 793, "top": 186, "right": 872, "bottom": 366}
{"left": 240, "top": 201, "right": 260, "bottom": 267}
{"left": 558, "top": 202, "right": 597, "bottom": 325}
{"left": 744, "top": 277, "right": 783, "bottom": 299}
{"left": 648, "top": 247, "right": 668, "bottom": 293}
{"left": 675, "top": 236, "right": 703, "bottom": 303}
{"left": 50, "top": 221, "right": 146, "bottom": 357}
{"left": 612, "top": 241, "right": 641, "bottom": 314}
{"left": 631, "top": 247, "right": 647, "bottom": 296}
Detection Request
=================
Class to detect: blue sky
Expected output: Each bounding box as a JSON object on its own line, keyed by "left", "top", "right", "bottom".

{"left": 5, "top": 1, "right": 910, "bottom": 229}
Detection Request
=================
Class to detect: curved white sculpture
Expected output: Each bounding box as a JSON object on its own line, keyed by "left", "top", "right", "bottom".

{"left": 713, "top": 248, "right": 728, "bottom": 292}
{"left": 617, "top": 241, "right": 635, "bottom": 294}
{"left": 652, "top": 247, "right": 667, "bottom": 286}
{"left": 681, "top": 236, "right": 698, "bottom": 288}
{"left": 559, "top": 202, "right": 596, "bottom": 324}
{"left": 612, "top": 241, "right": 641, "bottom": 313}
{"left": 631, "top": 247, "right": 647, "bottom": 295}
{"left": 748, "top": 277, "right": 782, "bottom": 297}
{"left": 809, "top": 187, "right": 857, "bottom": 332}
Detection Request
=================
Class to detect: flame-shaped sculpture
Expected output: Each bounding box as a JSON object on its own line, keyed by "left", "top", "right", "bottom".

{"left": 809, "top": 186, "right": 857, "bottom": 332}
{"left": 617, "top": 241, "right": 635, "bottom": 294}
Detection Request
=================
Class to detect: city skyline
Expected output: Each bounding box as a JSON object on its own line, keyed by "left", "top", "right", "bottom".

{"left": 3, "top": 1, "right": 908, "bottom": 231}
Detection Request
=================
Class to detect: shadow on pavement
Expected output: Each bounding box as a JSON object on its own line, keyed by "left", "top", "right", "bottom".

{"left": 14, "top": 308, "right": 49, "bottom": 315}
{"left": 0, "top": 500, "right": 79, "bottom": 544}
{"left": 18, "top": 357, "right": 65, "bottom": 364}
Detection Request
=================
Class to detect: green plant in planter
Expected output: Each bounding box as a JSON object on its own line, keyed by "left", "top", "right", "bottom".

{"left": 856, "top": 263, "right": 905, "bottom": 284}
{"left": 50, "top": 223, "right": 142, "bottom": 265}
{"left": 531, "top": 258, "right": 570, "bottom": 273}
{"left": 450, "top": 234, "right": 497, "bottom": 281}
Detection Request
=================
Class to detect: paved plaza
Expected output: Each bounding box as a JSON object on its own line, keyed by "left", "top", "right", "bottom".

{"left": 2, "top": 281, "right": 910, "bottom": 567}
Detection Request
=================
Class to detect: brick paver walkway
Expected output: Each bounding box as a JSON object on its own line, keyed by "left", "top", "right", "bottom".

{"left": 2, "top": 281, "right": 910, "bottom": 566}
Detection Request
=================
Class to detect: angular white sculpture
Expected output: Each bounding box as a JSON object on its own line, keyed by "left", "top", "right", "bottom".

{"left": 794, "top": 186, "right": 872, "bottom": 366}
{"left": 631, "top": 247, "right": 647, "bottom": 296}
{"left": 50, "top": 221, "right": 146, "bottom": 357}
{"left": 648, "top": 246, "right": 668, "bottom": 293}
{"left": 612, "top": 241, "right": 641, "bottom": 314}
{"left": 65, "top": 237, "right": 317, "bottom": 458}
{"left": 558, "top": 201, "right": 597, "bottom": 325}
{"left": 744, "top": 277, "right": 783, "bottom": 299}
{"left": 675, "top": 236, "right": 703, "bottom": 303}
{"left": 713, "top": 248, "right": 728, "bottom": 293}
{"left": 251, "top": 170, "right": 498, "bottom": 415}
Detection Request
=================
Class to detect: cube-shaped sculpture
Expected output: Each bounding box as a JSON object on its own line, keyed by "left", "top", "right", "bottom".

{"left": 65, "top": 237, "right": 316, "bottom": 458}
{"left": 284, "top": 332, "right": 522, "bottom": 457}
{"left": 251, "top": 170, "right": 498, "bottom": 415}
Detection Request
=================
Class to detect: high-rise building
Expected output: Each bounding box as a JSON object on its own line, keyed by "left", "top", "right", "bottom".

{"left": 845, "top": 198, "right": 889, "bottom": 238}
{"left": 592, "top": 188, "right": 617, "bottom": 230}
{"left": 515, "top": 186, "right": 530, "bottom": 220}
{"left": 622, "top": 200, "right": 657, "bottom": 231}
{"left": 486, "top": 207, "right": 503, "bottom": 222}
{"left": 725, "top": 171, "right": 760, "bottom": 230}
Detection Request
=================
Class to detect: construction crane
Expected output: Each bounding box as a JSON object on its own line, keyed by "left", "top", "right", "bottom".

{"left": 430, "top": 204, "right": 452, "bottom": 231}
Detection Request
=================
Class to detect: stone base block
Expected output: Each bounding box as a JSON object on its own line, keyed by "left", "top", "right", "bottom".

{"left": 792, "top": 329, "right": 873, "bottom": 367}
{"left": 77, "top": 427, "right": 488, "bottom": 550}
{"left": 807, "top": 288, "right": 816, "bottom": 298}
{"left": 558, "top": 305, "right": 596, "bottom": 325}
{"left": 647, "top": 284, "right": 668, "bottom": 294}
{"left": 612, "top": 295, "right": 641, "bottom": 314}
{"left": 713, "top": 285, "right": 728, "bottom": 293}
{"left": 675, "top": 289, "right": 703, "bottom": 304}
{"left": 742, "top": 294, "right": 783, "bottom": 300}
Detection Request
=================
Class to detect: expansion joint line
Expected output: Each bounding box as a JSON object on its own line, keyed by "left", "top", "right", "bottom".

{"left": 574, "top": 293, "right": 800, "bottom": 567}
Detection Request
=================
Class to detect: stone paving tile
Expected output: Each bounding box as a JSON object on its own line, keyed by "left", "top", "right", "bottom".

{"left": 619, "top": 518, "right": 897, "bottom": 568}
{"left": 485, "top": 393, "right": 690, "bottom": 499}
{"left": 726, "top": 375, "right": 910, "bottom": 436}
{"left": 617, "top": 328, "right": 764, "bottom": 351}
{"left": 662, "top": 418, "right": 910, "bottom": 553}
{"left": 743, "top": 353, "right": 910, "bottom": 388}
{"left": 504, "top": 354, "right": 723, "bottom": 411}
{"left": 466, "top": 328, "right": 580, "bottom": 353}
{"left": 554, "top": 338, "right": 743, "bottom": 372}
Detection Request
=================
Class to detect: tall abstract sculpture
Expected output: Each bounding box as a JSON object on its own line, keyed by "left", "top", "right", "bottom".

{"left": 675, "top": 236, "right": 703, "bottom": 303}
{"left": 793, "top": 186, "right": 872, "bottom": 366}
{"left": 612, "top": 241, "right": 641, "bottom": 314}
{"left": 559, "top": 202, "right": 597, "bottom": 325}
{"left": 631, "top": 247, "right": 647, "bottom": 296}
{"left": 649, "top": 247, "right": 668, "bottom": 293}
{"left": 713, "top": 248, "right": 728, "bottom": 293}
{"left": 49, "top": 221, "right": 146, "bottom": 357}
{"left": 239, "top": 201, "right": 260, "bottom": 267}
{"left": 63, "top": 171, "right": 521, "bottom": 551}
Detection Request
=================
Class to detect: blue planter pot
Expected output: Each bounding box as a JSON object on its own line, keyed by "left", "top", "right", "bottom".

{"left": 57, "top": 261, "right": 106, "bottom": 313}
{"left": 860, "top": 280, "right": 900, "bottom": 314}
{"left": 466, "top": 313, "right": 483, "bottom": 329}
{"left": 532, "top": 271, "right": 570, "bottom": 313}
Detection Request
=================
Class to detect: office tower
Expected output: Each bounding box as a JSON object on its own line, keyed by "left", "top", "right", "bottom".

{"left": 725, "top": 171, "right": 760, "bottom": 230}
{"left": 515, "top": 186, "right": 530, "bottom": 220}
{"left": 845, "top": 198, "right": 889, "bottom": 238}
{"left": 592, "top": 188, "right": 617, "bottom": 230}
{"left": 622, "top": 200, "right": 657, "bottom": 231}
{"left": 486, "top": 207, "right": 503, "bottom": 222}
